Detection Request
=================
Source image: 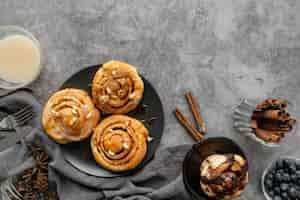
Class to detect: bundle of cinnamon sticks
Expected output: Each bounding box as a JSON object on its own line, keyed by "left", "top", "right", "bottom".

{"left": 174, "top": 91, "right": 206, "bottom": 141}
{"left": 250, "top": 98, "right": 296, "bottom": 143}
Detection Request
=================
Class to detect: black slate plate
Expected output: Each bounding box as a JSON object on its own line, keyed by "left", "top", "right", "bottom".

{"left": 59, "top": 65, "right": 164, "bottom": 177}
{"left": 182, "top": 137, "right": 248, "bottom": 200}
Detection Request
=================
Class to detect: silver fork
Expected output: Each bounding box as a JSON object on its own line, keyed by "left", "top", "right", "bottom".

{"left": 12, "top": 105, "right": 35, "bottom": 127}
{"left": 0, "top": 177, "right": 23, "bottom": 200}
{"left": 0, "top": 105, "right": 35, "bottom": 132}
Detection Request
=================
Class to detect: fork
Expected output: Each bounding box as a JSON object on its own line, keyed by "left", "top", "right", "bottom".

{"left": 12, "top": 105, "right": 35, "bottom": 127}
{"left": 0, "top": 105, "right": 35, "bottom": 131}
{"left": 0, "top": 177, "right": 23, "bottom": 200}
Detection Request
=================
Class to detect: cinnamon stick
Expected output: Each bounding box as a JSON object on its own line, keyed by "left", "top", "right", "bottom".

{"left": 174, "top": 107, "right": 203, "bottom": 141}
{"left": 252, "top": 110, "right": 283, "bottom": 120}
{"left": 255, "top": 128, "right": 281, "bottom": 143}
{"left": 184, "top": 91, "right": 206, "bottom": 133}
{"left": 256, "top": 98, "right": 287, "bottom": 110}
{"left": 256, "top": 119, "right": 290, "bottom": 132}
{"left": 250, "top": 119, "right": 258, "bottom": 129}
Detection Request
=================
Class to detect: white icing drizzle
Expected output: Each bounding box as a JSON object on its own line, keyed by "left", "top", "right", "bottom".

{"left": 108, "top": 150, "right": 116, "bottom": 156}
{"left": 99, "top": 95, "right": 109, "bottom": 103}
{"left": 86, "top": 112, "right": 92, "bottom": 119}
{"left": 125, "top": 120, "right": 130, "bottom": 127}
{"left": 71, "top": 109, "right": 78, "bottom": 115}
{"left": 129, "top": 93, "right": 135, "bottom": 99}
{"left": 69, "top": 118, "right": 77, "bottom": 126}
{"left": 51, "top": 110, "right": 59, "bottom": 116}
{"left": 147, "top": 137, "right": 154, "bottom": 142}
{"left": 111, "top": 70, "right": 117, "bottom": 76}
{"left": 118, "top": 78, "right": 126, "bottom": 85}
{"left": 106, "top": 87, "right": 112, "bottom": 94}
{"left": 123, "top": 143, "right": 129, "bottom": 149}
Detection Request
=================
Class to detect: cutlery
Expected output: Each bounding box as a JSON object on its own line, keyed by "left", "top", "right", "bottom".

{"left": 0, "top": 177, "right": 22, "bottom": 200}
{"left": 12, "top": 105, "right": 35, "bottom": 127}
{"left": 0, "top": 105, "right": 34, "bottom": 131}
{"left": 0, "top": 105, "right": 35, "bottom": 150}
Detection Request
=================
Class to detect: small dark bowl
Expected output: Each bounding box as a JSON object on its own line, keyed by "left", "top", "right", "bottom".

{"left": 183, "top": 137, "right": 248, "bottom": 200}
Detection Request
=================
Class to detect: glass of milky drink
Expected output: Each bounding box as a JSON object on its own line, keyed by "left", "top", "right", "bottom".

{"left": 0, "top": 26, "right": 42, "bottom": 89}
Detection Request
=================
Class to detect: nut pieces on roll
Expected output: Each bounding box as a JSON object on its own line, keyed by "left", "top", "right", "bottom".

{"left": 92, "top": 60, "right": 144, "bottom": 114}
{"left": 42, "top": 88, "right": 100, "bottom": 144}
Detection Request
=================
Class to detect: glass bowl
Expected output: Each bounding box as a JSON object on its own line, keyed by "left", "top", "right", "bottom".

{"left": 233, "top": 98, "right": 297, "bottom": 149}
{"left": 261, "top": 156, "right": 300, "bottom": 200}
{"left": 0, "top": 25, "right": 42, "bottom": 90}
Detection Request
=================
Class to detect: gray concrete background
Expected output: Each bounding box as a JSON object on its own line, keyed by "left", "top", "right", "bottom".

{"left": 1, "top": 0, "right": 300, "bottom": 199}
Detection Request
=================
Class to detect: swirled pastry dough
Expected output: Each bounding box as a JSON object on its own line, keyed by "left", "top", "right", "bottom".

{"left": 91, "top": 115, "right": 148, "bottom": 172}
{"left": 92, "top": 60, "right": 144, "bottom": 114}
{"left": 42, "top": 88, "right": 100, "bottom": 144}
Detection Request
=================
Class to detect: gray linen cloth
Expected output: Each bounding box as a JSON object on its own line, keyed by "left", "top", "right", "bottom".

{"left": 0, "top": 90, "right": 191, "bottom": 200}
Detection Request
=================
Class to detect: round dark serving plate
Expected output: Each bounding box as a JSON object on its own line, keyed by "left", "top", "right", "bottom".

{"left": 182, "top": 137, "right": 248, "bottom": 200}
{"left": 59, "top": 65, "right": 164, "bottom": 178}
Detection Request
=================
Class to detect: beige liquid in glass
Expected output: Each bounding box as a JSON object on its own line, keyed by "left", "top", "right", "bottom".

{"left": 0, "top": 35, "right": 41, "bottom": 83}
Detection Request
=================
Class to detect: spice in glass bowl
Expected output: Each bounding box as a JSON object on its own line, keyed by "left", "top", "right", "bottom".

{"left": 250, "top": 98, "right": 296, "bottom": 144}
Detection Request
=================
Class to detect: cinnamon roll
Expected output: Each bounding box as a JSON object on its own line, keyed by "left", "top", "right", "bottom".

{"left": 200, "top": 154, "right": 249, "bottom": 199}
{"left": 92, "top": 60, "right": 144, "bottom": 114}
{"left": 42, "top": 88, "right": 100, "bottom": 144}
{"left": 91, "top": 115, "right": 149, "bottom": 172}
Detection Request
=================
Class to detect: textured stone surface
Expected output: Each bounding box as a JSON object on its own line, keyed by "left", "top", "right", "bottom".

{"left": 1, "top": 0, "right": 300, "bottom": 199}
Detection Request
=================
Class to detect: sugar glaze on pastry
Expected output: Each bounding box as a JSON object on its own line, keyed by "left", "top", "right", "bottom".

{"left": 92, "top": 60, "right": 144, "bottom": 114}
{"left": 42, "top": 88, "right": 100, "bottom": 144}
{"left": 91, "top": 115, "right": 149, "bottom": 172}
{"left": 200, "top": 154, "right": 249, "bottom": 199}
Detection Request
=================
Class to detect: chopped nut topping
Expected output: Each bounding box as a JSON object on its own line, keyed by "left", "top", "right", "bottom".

{"left": 99, "top": 95, "right": 109, "bottom": 103}
{"left": 108, "top": 150, "right": 116, "bottom": 156}
{"left": 106, "top": 87, "right": 112, "bottom": 94}
{"left": 86, "top": 112, "right": 92, "bottom": 119}
{"left": 123, "top": 143, "right": 130, "bottom": 149}
{"left": 129, "top": 93, "right": 135, "bottom": 99}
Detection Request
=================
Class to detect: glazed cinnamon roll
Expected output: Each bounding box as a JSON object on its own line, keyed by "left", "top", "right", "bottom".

{"left": 92, "top": 60, "right": 144, "bottom": 114}
{"left": 91, "top": 115, "right": 149, "bottom": 172}
{"left": 200, "top": 154, "right": 249, "bottom": 199}
{"left": 42, "top": 88, "right": 100, "bottom": 144}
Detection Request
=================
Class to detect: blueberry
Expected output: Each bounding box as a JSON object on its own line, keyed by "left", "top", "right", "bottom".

{"left": 288, "top": 187, "right": 297, "bottom": 198}
{"left": 290, "top": 164, "right": 297, "bottom": 174}
{"left": 296, "top": 163, "right": 300, "bottom": 170}
{"left": 296, "top": 171, "right": 300, "bottom": 178}
{"left": 268, "top": 190, "right": 275, "bottom": 197}
{"left": 291, "top": 174, "right": 297, "bottom": 182}
{"left": 265, "top": 179, "right": 273, "bottom": 189}
{"left": 277, "top": 160, "right": 284, "bottom": 170}
{"left": 282, "top": 192, "right": 288, "bottom": 199}
{"left": 283, "top": 159, "right": 289, "bottom": 166}
{"left": 283, "top": 173, "right": 291, "bottom": 182}
{"left": 267, "top": 173, "right": 274, "bottom": 180}
{"left": 276, "top": 173, "right": 283, "bottom": 182}
{"left": 274, "top": 196, "right": 282, "bottom": 200}
{"left": 274, "top": 187, "right": 281, "bottom": 194}
{"left": 269, "top": 168, "right": 277, "bottom": 174}
{"left": 281, "top": 183, "right": 289, "bottom": 191}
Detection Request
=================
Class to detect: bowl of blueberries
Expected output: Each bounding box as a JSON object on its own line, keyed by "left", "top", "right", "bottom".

{"left": 262, "top": 157, "right": 300, "bottom": 200}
